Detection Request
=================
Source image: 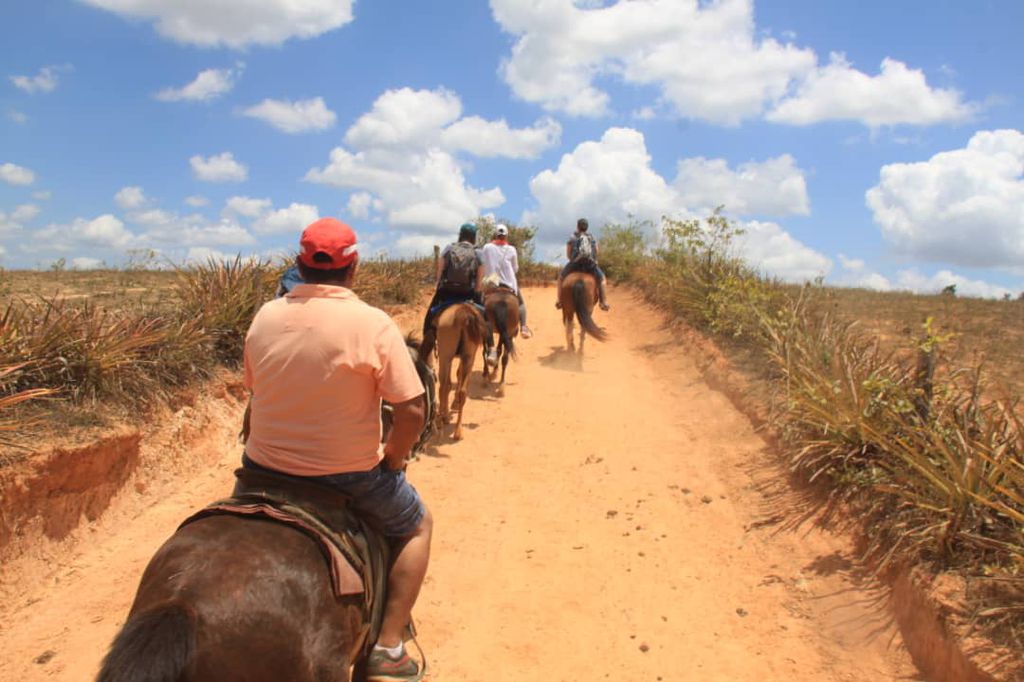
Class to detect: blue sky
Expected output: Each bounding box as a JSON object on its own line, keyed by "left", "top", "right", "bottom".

{"left": 1, "top": 0, "right": 1022, "bottom": 298}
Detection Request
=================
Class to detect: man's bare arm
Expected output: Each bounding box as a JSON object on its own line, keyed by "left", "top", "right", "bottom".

{"left": 383, "top": 395, "right": 426, "bottom": 469}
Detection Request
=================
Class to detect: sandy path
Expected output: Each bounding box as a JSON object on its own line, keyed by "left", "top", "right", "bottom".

{"left": 0, "top": 287, "right": 921, "bottom": 681}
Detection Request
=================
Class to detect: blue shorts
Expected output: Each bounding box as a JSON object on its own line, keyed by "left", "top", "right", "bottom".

{"left": 242, "top": 455, "right": 426, "bottom": 538}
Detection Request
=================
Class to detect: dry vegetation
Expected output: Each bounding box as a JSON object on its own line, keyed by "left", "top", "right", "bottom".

{"left": 0, "top": 257, "right": 436, "bottom": 459}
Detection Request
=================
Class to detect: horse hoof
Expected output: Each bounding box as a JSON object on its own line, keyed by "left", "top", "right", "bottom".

{"left": 496, "top": 386, "right": 505, "bottom": 397}
{"left": 452, "top": 429, "right": 463, "bottom": 441}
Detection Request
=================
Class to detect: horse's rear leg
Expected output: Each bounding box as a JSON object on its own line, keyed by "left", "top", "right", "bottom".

{"left": 564, "top": 317, "right": 575, "bottom": 352}
{"left": 497, "top": 346, "right": 509, "bottom": 397}
{"left": 579, "top": 325, "right": 586, "bottom": 356}
{"left": 452, "top": 353, "right": 473, "bottom": 441}
{"left": 437, "top": 357, "right": 453, "bottom": 434}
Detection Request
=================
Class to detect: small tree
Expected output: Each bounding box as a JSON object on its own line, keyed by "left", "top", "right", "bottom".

{"left": 941, "top": 283, "right": 957, "bottom": 297}
{"left": 474, "top": 217, "right": 538, "bottom": 262}
{"left": 599, "top": 220, "right": 650, "bottom": 281}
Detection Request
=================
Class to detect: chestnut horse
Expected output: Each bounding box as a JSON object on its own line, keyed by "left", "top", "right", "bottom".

{"left": 482, "top": 288, "right": 519, "bottom": 396}
{"left": 558, "top": 271, "right": 607, "bottom": 354}
{"left": 434, "top": 302, "right": 486, "bottom": 441}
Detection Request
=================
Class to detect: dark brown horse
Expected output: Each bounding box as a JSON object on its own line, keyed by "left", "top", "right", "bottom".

{"left": 97, "top": 513, "right": 365, "bottom": 681}
{"left": 558, "top": 271, "right": 607, "bottom": 354}
{"left": 481, "top": 287, "right": 519, "bottom": 396}
{"left": 434, "top": 302, "right": 486, "bottom": 441}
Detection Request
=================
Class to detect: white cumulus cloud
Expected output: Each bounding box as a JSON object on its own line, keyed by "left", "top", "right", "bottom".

{"left": 735, "top": 220, "right": 831, "bottom": 282}
{"left": 307, "top": 87, "right": 558, "bottom": 241}
{"left": 894, "top": 269, "right": 1014, "bottom": 299}
{"left": 1, "top": 162, "right": 35, "bottom": 186}
{"left": 9, "top": 65, "right": 69, "bottom": 94}
{"left": 79, "top": 0, "right": 355, "bottom": 49}
{"left": 866, "top": 129, "right": 1024, "bottom": 268}
{"left": 184, "top": 195, "right": 209, "bottom": 207}
{"left": 252, "top": 203, "right": 319, "bottom": 234}
{"left": 9, "top": 110, "right": 28, "bottom": 124}
{"left": 524, "top": 126, "right": 829, "bottom": 281}
{"left": 155, "top": 66, "right": 239, "bottom": 102}
{"left": 115, "top": 186, "right": 148, "bottom": 209}
{"left": 224, "top": 196, "right": 272, "bottom": 218}
{"left": 222, "top": 196, "right": 317, "bottom": 235}
{"left": 768, "top": 54, "right": 976, "bottom": 127}
{"left": 190, "top": 152, "right": 248, "bottom": 183}
{"left": 527, "top": 127, "right": 676, "bottom": 230}
{"left": 491, "top": 0, "right": 974, "bottom": 127}
{"left": 674, "top": 154, "right": 809, "bottom": 216}
{"left": 441, "top": 116, "right": 561, "bottom": 159}
{"left": 242, "top": 97, "right": 337, "bottom": 134}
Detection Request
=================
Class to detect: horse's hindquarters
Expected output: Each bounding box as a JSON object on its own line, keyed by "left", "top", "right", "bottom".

{"left": 104, "top": 517, "right": 363, "bottom": 682}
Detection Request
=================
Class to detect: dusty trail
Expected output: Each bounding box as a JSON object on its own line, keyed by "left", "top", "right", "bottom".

{"left": 0, "top": 287, "right": 920, "bottom": 681}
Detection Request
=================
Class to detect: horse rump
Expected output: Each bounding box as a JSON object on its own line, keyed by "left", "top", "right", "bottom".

{"left": 572, "top": 278, "right": 607, "bottom": 341}
{"left": 491, "top": 297, "right": 517, "bottom": 360}
{"left": 97, "top": 602, "right": 196, "bottom": 682}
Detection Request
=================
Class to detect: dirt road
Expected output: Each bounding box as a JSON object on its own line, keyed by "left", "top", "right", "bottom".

{"left": 0, "top": 287, "right": 921, "bottom": 680}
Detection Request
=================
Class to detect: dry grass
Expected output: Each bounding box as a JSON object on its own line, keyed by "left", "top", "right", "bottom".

{"left": 805, "top": 286, "right": 1024, "bottom": 401}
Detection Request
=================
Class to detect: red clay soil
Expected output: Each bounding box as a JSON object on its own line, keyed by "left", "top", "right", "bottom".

{"left": 0, "top": 288, "right": 971, "bottom": 680}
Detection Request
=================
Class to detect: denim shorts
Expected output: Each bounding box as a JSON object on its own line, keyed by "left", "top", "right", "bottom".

{"left": 242, "top": 455, "right": 426, "bottom": 538}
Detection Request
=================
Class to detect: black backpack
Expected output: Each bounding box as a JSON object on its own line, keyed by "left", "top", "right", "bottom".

{"left": 440, "top": 242, "right": 477, "bottom": 292}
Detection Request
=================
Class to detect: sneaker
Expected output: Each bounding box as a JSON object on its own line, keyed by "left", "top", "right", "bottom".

{"left": 366, "top": 647, "right": 423, "bottom": 682}
{"left": 521, "top": 326, "right": 533, "bottom": 339}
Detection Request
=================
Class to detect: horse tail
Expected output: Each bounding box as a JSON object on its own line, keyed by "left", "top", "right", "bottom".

{"left": 493, "top": 299, "right": 516, "bottom": 360}
{"left": 97, "top": 603, "right": 196, "bottom": 682}
{"left": 573, "top": 278, "right": 607, "bottom": 342}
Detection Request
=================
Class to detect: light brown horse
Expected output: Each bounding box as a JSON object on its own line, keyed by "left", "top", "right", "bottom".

{"left": 482, "top": 287, "right": 519, "bottom": 396}
{"left": 558, "top": 271, "right": 607, "bottom": 354}
{"left": 434, "top": 302, "right": 486, "bottom": 440}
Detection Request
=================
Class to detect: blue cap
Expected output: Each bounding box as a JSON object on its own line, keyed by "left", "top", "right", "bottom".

{"left": 459, "top": 222, "right": 477, "bottom": 234}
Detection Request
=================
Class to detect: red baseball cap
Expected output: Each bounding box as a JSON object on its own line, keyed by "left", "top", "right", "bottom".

{"left": 298, "top": 218, "right": 359, "bottom": 269}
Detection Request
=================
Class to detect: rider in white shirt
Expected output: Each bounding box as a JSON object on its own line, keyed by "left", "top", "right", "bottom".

{"left": 480, "top": 224, "right": 533, "bottom": 339}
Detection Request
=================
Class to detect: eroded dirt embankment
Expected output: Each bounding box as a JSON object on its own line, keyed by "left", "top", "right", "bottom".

{"left": 0, "top": 288, "right": 1016, "bottom": 680}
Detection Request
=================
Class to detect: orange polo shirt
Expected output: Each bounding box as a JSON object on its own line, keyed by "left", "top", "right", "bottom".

{"left": 243, "top": 283, "right": 424, "bottom": 476}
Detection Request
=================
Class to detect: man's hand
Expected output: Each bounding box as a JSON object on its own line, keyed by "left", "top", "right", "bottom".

{"left": 382, "top": 395, "right": 426, "bottom": 470}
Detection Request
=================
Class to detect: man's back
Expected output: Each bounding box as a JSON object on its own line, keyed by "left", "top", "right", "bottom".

{"left": 481, "top": 241, "right": 518, "bottom": 291}
{"left": 244, "top": 283, "right": 424, "bottom": 477}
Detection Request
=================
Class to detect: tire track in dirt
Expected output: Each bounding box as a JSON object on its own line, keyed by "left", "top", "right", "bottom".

{"left": 0, "top": 287, "right": 921, "bottom": 681}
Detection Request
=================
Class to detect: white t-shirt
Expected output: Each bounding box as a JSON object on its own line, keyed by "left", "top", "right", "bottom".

{"left": 480, "top": 241, "right": 519, "bottom": 293}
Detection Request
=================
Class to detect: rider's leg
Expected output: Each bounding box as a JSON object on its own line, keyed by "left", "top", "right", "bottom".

{"left": 596, "top": 266, "right": 610, "bottom": 311}
{"left": 378, "top": 507, "right": 433, "bottom": 648}
{"left": 517, "top": 290, "right": 532, "bottom": 338}
{"left": 419, "top": 291, "right": 442, "bottom": 361}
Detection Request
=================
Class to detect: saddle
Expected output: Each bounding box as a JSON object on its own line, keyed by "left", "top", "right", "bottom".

{"left": 180, "top": 467, "right": 390, "bottom": 661}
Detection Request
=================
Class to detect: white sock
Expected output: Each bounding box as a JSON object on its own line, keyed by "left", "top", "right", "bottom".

{"left": 374, "top": 642, "right": 404, "bottom": 659}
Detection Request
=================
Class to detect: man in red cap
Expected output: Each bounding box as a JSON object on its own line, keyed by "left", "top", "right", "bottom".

{"left": 243, "top": 217, "right": 431, "bottom": 681}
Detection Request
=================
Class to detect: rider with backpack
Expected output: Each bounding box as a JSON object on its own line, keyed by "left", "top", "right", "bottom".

{"left": 419, "top": 222, "right": 485, "bottom": 361}
{"left": 556, "top": 218, "right": 610, "bottom": 311}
